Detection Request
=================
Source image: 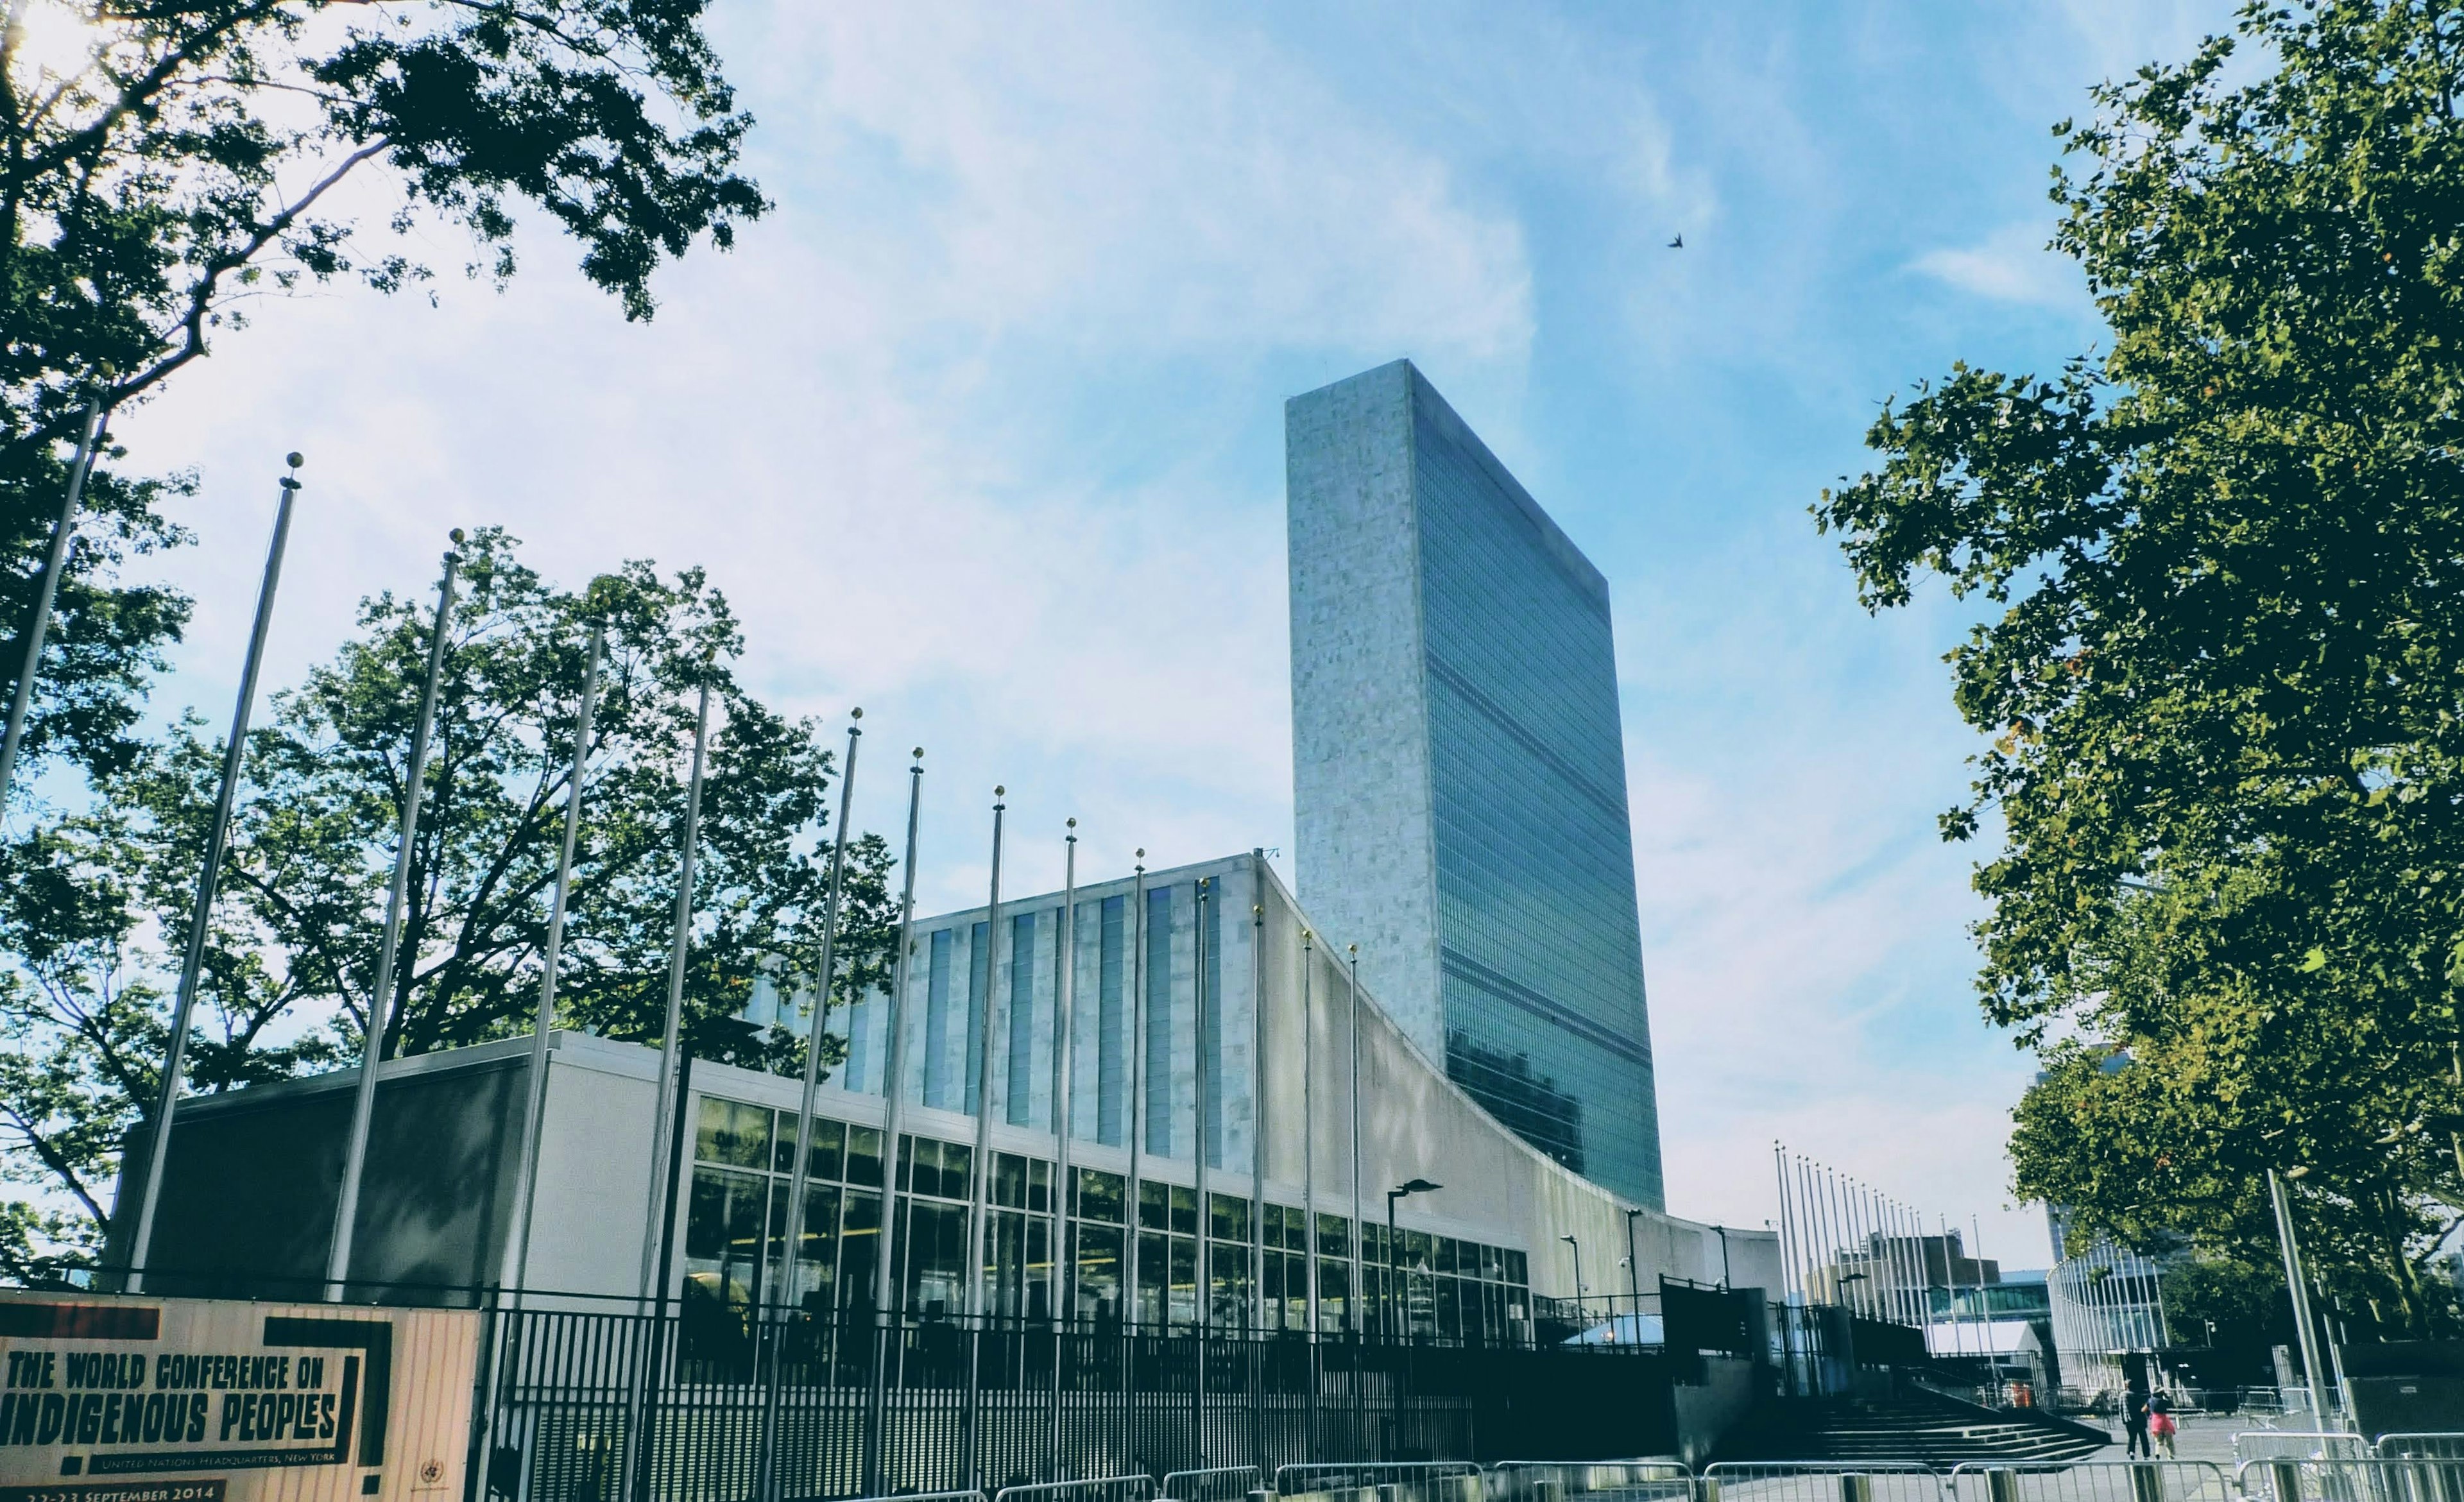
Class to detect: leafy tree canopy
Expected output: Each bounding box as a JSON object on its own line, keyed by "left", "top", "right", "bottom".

{"left": 3, "top": 0, "right": 766, "bottom": 797}
{"left": 1, "top": 534, "right": 888, "bottom": 1281}
{"left": 1817, "top": 0, "right": 2464, "bottom": 1333}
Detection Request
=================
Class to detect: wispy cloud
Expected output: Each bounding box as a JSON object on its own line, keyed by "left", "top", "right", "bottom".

{"left": 1910, "top": 222, "right": 2080, "bottom": 307}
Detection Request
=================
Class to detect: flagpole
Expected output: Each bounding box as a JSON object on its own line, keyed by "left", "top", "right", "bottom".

{"left": 865, "top": 749, "right": 924, "bottom": 1497}
{"left": 126, "top": 454, "right": 302, "bottom": 1293}
{"left": 1048, "top": 819, "right": 1077, "bottom": 1479}
{"left": 638, "top": 670, "right": 716, "bottom": 1306}
{"left": 758, "top": 712, "right": 862, "bottom": 1502}
{"left": 1125, "top": 852, "right": 1146, "bottom": 1325}
{"left": 1249, "top": 853, "right": 1266, "bottom": 1334}
{"left": 1053, "top": 820, "right": 1079, "bottom": 1315}
{"left": 1301, "top": 928, "right": 1316, "bottom": 1336}
{"left": 495, "top": 612, "right": 604, "bottom": 1302}
{"left": 966, "top": 789, "right": 1006, "bottom": 1319}
{"left": 325, "top": 532, "right": 461, "bottom": 1302}
{"left": 1346, "top": 944, "right": 1362, "bottom": 1337}
{"left": 0, "top": 394, "right": 108, "bottom": 815}
{"left": 1194, "top": 875, "right": 1212, "bottom": 1335}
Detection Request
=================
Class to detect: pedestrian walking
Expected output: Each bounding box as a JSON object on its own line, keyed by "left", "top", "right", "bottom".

{"left": 2124, "top": 1385, "right": 2152, "bottom": 1458}
{"left": 2148, "top": 1388, "right": 2178, "bottom": 1458}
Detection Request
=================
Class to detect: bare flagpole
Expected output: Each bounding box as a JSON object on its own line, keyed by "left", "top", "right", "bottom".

{"left": 759, "top": 710, "right": 862, "bottom": 1502}
{"left": 501, "top": 611, "right": 604, "bottom": 1302}
{"left": 1125, "top": 852, "right": 1146, "bottom": 1324}
{"left": 638, "top": 668, "right": 717, "bottom": 1305}
{"left": 127, "top": 454, "right": 304, "bottom": 1294}
{"left": 326, "top": 531, "right": 463, "bottom": 1302}
{"left": 1048, "top": 819, "right": 1077, "bottom": 1479}
{"left": 1346, "top": 944, "right": 1363, "bottom": 1336}
{"left": 864, "top": 749, "right": 925, "bottom": 1498}
{"left": 0, "top": 391, "right": 109, "bottom": 815}
{"left": 966, "top": 789, "right": 1007, "bottom": 1319}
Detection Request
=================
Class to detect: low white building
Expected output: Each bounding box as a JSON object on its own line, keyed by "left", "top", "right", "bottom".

{"left": 112, "top": 852, "right": 1776, "bottom": 1338}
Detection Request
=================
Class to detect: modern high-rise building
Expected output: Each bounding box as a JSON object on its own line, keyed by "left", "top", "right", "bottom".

{"left": 1287, "top": 359, "right": 1665, "bottom": 1208}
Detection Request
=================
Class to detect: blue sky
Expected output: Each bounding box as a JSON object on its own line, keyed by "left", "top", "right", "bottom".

{"left": 112, "top": 0, "right": 2242, "bottom": 1265}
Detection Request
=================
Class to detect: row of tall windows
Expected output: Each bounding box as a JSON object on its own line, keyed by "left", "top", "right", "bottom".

{"left": 681, "top": 1097, "right": 1534, "bottom": 1339}
{"left": 835, "top": 882, "right": 1254, "bottom": 1172}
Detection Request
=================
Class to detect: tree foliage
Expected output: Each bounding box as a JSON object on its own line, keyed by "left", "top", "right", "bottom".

{"left": 1, "top": 535, "right": 889, "bottom": 1278}
{"left": 1816, "top": 0, "right": 2464, "bottom": 1332}
{"left": 3, "top": 0, "right": 766, "bottom": 799}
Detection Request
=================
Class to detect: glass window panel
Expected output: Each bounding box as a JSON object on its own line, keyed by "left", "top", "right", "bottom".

{"left": 1317, "top": 1258, "right": 1349, "bottom": 1334}
{"left": 1407, "top": 1229, "right": 1433, "bottom": 1269}
{"left": 1210, "top": 1240, "right": 1249, "bottom": 1328}
{"left": 696, "top": 1098, "right": 771, "bottom": 1169}
{"left": 1317, "top": 1213, "right": 1350, "bottom": 1259}
{"left": 847, "top": 1125, "right": 883, "bottom": 1190}
{"left": 1168, "top": 1185, "right": 1197, "bottom": 1236}
{"left": 805, "top": 1117, "right": 846, "bottom": 1181}
{"left": 776, "top": 1183, "right": 839, "bottom": 1311}
{"left": 1168, "top": 1236, "right": 1197, "bottom": 1326}
{"left": 1029, "top": 1157, "right": 1050, "bottom": 1214}
{"left": 903, "top": 1199, "right": 969, "bottom": 1318}
{"left": 839, "top": 1189, "right": 882, "bottom": 1310}
{"left": 995, "top": 1152, "right": 1029, "bottom": 1209}
{"left": 1072, "top": 1223, "right": 1124, "bottom": 1322}
{"left": 1137, "top": 1232, "right": 1170, "bottom": 1326}
{"left": 1505, "top": 1249, "right": 1528, "bottom": 1286}
{"left": 1074, "top": 1167, "right": 1125, "bottom": 1225}
{"left": 1437, "top": 1276, "right": 1461, "bottom": 1340}
{"left": 1138, "top": 1179, "right": 1169, "bottom": 1231}
{"left": 685, "top": 1166, "right": 768, "bottom": 1309}
{"left": 1210, "top": 1193, "right": 1248, "bottom": 1242}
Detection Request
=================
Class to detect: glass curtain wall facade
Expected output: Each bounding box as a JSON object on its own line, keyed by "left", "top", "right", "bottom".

{"left": 1287, "top": 359, "right": 1666, "bottom": 1207}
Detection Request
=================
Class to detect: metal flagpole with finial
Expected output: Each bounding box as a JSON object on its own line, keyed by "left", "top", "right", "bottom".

{"left": 1125, "top": 850, "right": 1146, "bottom": 1325}
{"left": 1194, "top": 875, "right": 1211, "bottom": 1336}
{"left": 1301, "top": 926, "right": 1316, "bottom": 1335}
{"left": 326, "top": 529, "right": 463, "bottom": 1302}
{"left": 501, "top": 600, "right": 606, "bottom": 1302}
{"left": 1048, "top": 817, "right": 1077, "bottom": 1479}
{"left": 639, "top": 660, "right": 717, "bottom": 1305}
{"left": 0, "top": 374, "right": 112, "bottom": 816}
{"left": 865, "top": 748, "right": 925, "bottom": 1497}
{"left": 1249, "top": 854, "right": 1266, "bottom": 1335}
{"left": 760, "top": 709, "right": 862, "bottom": 1502}
{"left": 1346, "top": 943, "right": 1362, "bottom": 1335}
{"left": 127, "top": 453, "right": 304, "bottom": 1294}
{"left": 966, "top": 787, "right": 1006, "bottom": 1322}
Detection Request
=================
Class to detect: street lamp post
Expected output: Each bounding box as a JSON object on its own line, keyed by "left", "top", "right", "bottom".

{"left": 1623, "top": 1207, "right": 1644, "bottom": 1320}
{"left": 1560, "top": 1233, "right": 1584, "bottom": 1319}
{"left": 1713, "top": 1225, "right": 1733, "bottom": 1290}
{"left": 1385, "top": 1178, "right": 1440, "bottom": 1339}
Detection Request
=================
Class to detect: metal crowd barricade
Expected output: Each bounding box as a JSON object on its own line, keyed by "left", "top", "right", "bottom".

{"left": 1164, "top": 1468, "right": 1267, "bottom": 1502}
{"left": 1946, "top": 1460, "right": 2234, "bottom": 1502}
{"left": 996, "top": 1479, "right": 1162, "bottom": 1502}
{"left": 2234, "top": 1435, "right": 2377, "bottom": 1467}
{"left": 1485, "top": 1460, "right": 1694, "bottom": 1502}
{"left": 840, "top": 1493, "right": 989, "bottom": 1502}
{"left": 2379, "top": 1439, "right": 2464, "bottom": 1463}
{"left": 2237, "top": 1455, "right": 2464, "bottom": 1502}
{"left": 1278, "top": 1463, "right": 1485, "bottom": 1499}
{"left": 1698, "top": 1462, "right": 1949, "bottom": 1502}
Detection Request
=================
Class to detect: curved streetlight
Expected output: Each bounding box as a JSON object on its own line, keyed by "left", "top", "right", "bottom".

{"left": 1385, "top": 1178, "right": 1441, "bottom": 1338}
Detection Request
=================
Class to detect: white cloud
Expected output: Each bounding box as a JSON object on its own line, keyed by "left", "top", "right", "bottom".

{"left": 1910, "top": 222, "right": 2080, "bottom": 307}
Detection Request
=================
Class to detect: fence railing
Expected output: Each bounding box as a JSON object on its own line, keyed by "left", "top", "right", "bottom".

{"left": 1699, "top": 1462, "right": 1950, "bottom": 1502}
{"left": 2236, "top": 1455, "right": 2464, "bottom": 1502}
{"left": 2231, "top": 1434, "right": 2379, "bottom": 1466}
{"left": 1483, "top": 1460, "right": 1693, "bottom": 1502}
{"left": 1946, "top": 1461, "right": 2234, "bottom": 1502}
{"left": 2375, "top": 1435, "right": 2464, "bottom": 1462}
{"left": 477, "top": 1304, "right": 1681, "bottom": 1502}
{"left": 1274, "top": 1462, "right": 1484, "bottom": 1496}
{"left": 996, "top": 1477, "right": 1160, "bottom": 1502}
{"left": 1160, "top": 1467, "right": 1264, "bottom": 1502}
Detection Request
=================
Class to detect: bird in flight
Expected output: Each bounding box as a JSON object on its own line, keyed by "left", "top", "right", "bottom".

{"left": 1668, "top": 234, "right": 1684, "bottom": 249}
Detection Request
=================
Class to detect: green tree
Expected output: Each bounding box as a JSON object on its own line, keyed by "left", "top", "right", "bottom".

{"left": 3, "top": 534, "right": 890, "bottom": 1276}
{"left": 3, "top": 0, "right": 766, "bottom": 806}
{"left": 1816, "top": 0, "right": 2464, "bottom": 1332}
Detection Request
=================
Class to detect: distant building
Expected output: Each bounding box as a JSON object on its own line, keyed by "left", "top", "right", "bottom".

{"left": 1287, "top": 360, "right": 1665, "bottom": 1208}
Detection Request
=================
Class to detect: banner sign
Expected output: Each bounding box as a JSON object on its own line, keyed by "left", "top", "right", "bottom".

{"left": 0, "top": 1296, "right": 476, "bottom": 1502}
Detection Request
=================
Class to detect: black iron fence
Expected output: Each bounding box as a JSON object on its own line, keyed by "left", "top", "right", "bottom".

{"left": 469, "top": 1303, "right": 1682, "bottom": 1502}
